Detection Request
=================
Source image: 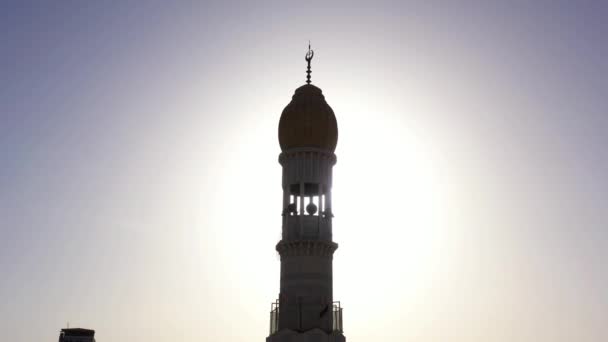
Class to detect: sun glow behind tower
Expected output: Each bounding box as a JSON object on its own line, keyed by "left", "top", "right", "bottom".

{"left": 3, "top": 3, "right": 608, "bottom": 342}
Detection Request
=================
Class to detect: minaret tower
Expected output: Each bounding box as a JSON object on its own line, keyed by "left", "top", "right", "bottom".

{"left": 267, "top": 45, "right": 345, "bottom": 342}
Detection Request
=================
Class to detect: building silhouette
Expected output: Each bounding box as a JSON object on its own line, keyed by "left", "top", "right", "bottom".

{"left": 267, "top": 46, "right": 345, "bottom": 342}
{"left": 58, "top": 328, "right": 95, "bottom": 342}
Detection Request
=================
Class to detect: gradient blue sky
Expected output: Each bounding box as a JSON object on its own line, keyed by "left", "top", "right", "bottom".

{"left": 1, "top": 1, "right": 607, "bottom": 342}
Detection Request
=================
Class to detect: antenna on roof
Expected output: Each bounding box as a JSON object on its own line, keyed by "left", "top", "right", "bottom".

{"left": 305, "top": 41, "right": 314, "bottom": 84}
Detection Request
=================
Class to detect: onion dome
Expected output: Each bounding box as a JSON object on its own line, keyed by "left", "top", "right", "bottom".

{"left": 278, "top": 84, "right": 338, "bottom": 152}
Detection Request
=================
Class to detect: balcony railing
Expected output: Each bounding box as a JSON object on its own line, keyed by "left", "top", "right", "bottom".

{"left": 332, "top": 301, "right": 343, "bottom": 333}
{"left": 268, "top": 300, "right": 343, "bottom": 335}
{"left": 269, "top": 300, "right": 279, "bottom": 335}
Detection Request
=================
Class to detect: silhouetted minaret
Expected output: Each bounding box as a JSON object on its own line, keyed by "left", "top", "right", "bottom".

{"left": 267, "top": 45, "right": 345, "bottom": 342}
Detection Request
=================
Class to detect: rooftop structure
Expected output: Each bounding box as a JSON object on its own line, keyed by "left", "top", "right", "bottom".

{"left": 58, "top": 328, "right": 95, "bottom": 342}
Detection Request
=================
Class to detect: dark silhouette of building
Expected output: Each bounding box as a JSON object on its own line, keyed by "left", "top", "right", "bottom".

{"left": 267, "top": 45, "right": 345, "bottom": 342}
{"left": 58, "top": 328, "right": 95, "bottom": 342}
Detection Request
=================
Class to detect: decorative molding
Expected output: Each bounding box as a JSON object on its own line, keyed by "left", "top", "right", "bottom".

{"left": 279, "top": 149, "right": 337, "bottom": 165}
{"left": 276, "top": 240, "right": 338, "bottom": 258}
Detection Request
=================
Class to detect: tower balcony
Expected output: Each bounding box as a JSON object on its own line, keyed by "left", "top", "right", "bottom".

{"left": 269, "top": 300, "right": 343, "bottom": 335}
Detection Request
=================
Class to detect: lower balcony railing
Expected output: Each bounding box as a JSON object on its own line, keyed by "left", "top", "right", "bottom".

{"left": 269, "top": 300, "right": 279, "bottom": 335}
{"left": 269, "top": 300, "right": 343, "bottom": 335}
{"left": 332, "top": 301, "right": 343, "bottom": 333}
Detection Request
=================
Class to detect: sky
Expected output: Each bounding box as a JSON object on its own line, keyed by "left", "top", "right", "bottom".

{"left": 1, "top": 1, "right": 607, "bottom": 341}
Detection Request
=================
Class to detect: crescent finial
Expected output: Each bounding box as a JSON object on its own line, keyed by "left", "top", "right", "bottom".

{"left": 305, "top": 41, "right": 314, "bottom": 84}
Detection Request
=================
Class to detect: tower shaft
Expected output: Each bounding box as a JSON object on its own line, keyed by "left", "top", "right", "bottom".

{"left": 277, "top": 149, "right": 337, "bottom": 333}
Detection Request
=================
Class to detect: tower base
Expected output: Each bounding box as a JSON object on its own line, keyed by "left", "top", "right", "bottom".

{"left": 267, "top": 328, "right": 345, "bottom": 342}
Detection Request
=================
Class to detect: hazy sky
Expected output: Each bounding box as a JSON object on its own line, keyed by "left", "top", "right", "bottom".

{"left": 1, "top": 1, "right": 607, "bottom": 342}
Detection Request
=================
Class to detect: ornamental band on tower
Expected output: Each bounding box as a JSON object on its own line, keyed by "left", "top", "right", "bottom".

{"left": 267, "top": 45, "right": 346, "bottom": 342}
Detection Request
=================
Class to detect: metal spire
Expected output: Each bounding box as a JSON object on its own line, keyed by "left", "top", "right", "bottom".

{"left": 305, "top": 41, "right": 314, "bottom": 84}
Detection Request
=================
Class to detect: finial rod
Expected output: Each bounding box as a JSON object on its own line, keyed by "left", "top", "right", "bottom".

{"left": 305, "top": 41, "right": 314, "bottom": 84}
